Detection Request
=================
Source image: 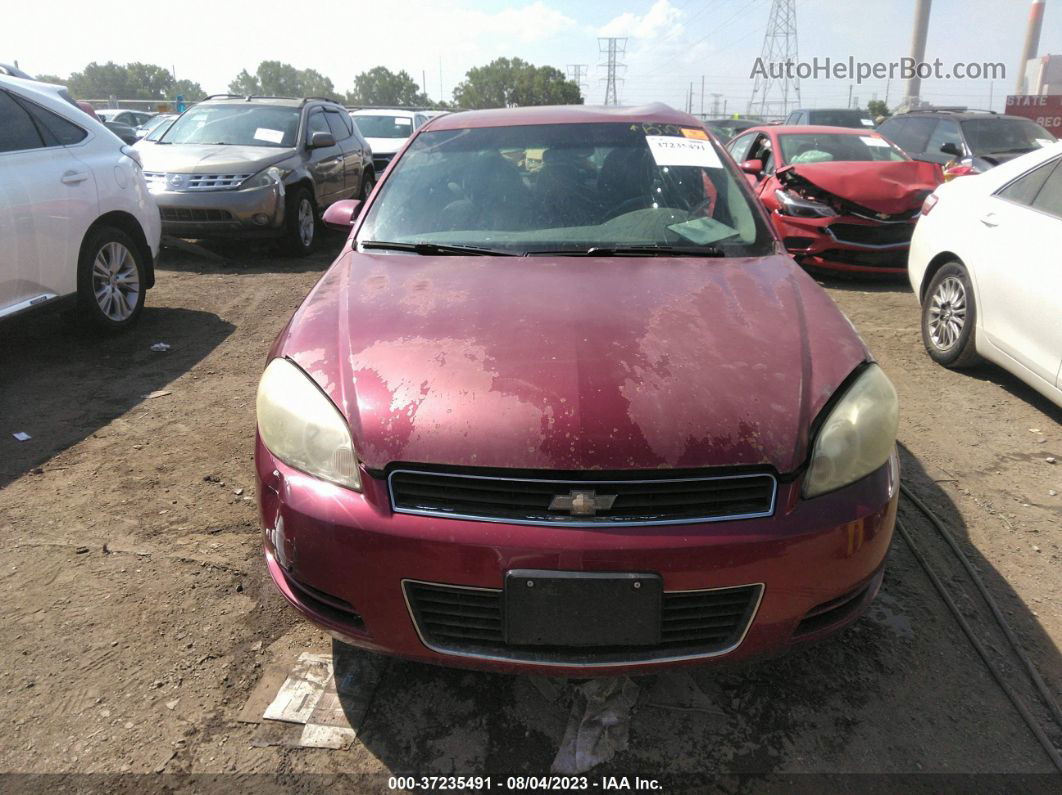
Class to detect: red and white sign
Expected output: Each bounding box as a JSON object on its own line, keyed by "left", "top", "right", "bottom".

{"left": 1006, "top": 94, "right": 1062, "bottom": 131}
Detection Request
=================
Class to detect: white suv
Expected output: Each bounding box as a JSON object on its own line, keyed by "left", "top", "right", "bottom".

{"left": 0, "top": 75, "right": 161, "bottom": 330}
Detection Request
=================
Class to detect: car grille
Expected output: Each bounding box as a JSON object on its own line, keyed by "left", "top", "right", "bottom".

{"left": 388, "top": 469, "right": 777, "bottom": 526}
{"left": 828, "top": 222, "right": 914, "bottom": 247}
{"left": 159, "top": 207, "right": 234, "bottom": 222}
{"left": 404, "top": 580, "right": 762, "bottom": 664}
{"left": 144, "top": 172, "right": 253, "bottom": 191}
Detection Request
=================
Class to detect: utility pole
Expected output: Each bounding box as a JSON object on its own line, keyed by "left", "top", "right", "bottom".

{"left": 598, "top": 38, "right": 627, "bottom": 105}
{"left": 1016, "top": 0, "right": 1046, "bottom": 93}
{"left": 700, "top": 75, "right": 705, "bottom": 116}
{"left": 905, "top": 0, "right": 933, "bottom": 109}
{"left": 710, "top": 92, "right": 723, "bottom": 118}
{"left": 989, "top": 80, "right": 994, "bottom": 110}
{"left": 848, "top": 84, "right": 854, "bottom": 108}
{"left": 566, "top": 64, "right": 590, "bottom": 99}
{"left": 689, "top": 81, "right": 694, "bottom": 113}
{"left": 423, "top": 70, "right": 428, "bottom": 99}
{"left": 747, "top": 0, "right": 801, "bottom": 119}
{"left": 439, "top": 57, "right": 443, "bottom": 105}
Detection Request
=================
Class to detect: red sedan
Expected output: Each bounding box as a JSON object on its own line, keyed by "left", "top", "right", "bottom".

{"left": 255, "top": 104, "right": 899, "bottom": 675}
{"left": 726, "top": 125, "right": 942, "bottom": 274}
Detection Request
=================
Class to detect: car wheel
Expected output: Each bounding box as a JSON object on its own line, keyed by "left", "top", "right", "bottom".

{"left": 921, "top": 261, "right": 980, "bottom": 368}
{"left": 359, "top": 170, "right": 376, "bottom": 200}
{"left": 76, "top": 226, "right": 146, "bottom": 331}
{"left": 284, "top": 187, "right": 317, "bottom": 256}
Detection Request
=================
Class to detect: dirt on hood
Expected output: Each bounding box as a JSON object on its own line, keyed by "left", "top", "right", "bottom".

{"left": 778, "top": 160, "right": 943, "bottom": 215}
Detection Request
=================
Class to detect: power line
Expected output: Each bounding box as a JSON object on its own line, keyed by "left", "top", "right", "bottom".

{"left": 598, "top": 37, "right": 627, "bottom": 105}
{"left": 748, "top": 0, "right": 801, "bottom": 118}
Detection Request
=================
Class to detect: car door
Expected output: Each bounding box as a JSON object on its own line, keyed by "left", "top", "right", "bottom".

{"left": 0, "top": 89, "right": 98, "bottom": 317}
{"left": 324, "top": 108, "right": 362, "bottom": 196}
{"left": 304, "top": 108, "right": 344, "bottom": 205}
{"left": 973, "top": 156, "right": 1062, "bottom": 387}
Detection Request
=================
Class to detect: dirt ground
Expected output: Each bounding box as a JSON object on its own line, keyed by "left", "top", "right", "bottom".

{"left": 1, "top": 231, "right": 1060, "bottom": 790}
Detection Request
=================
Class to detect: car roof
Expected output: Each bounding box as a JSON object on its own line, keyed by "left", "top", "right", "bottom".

{"left": 794, "top": 108, "right": 865, "bottom": 114}
{"left": 734, "top": 124, "right": 881, "bottom": 137}
{"left": 0, "top": 73, "right": 111, "bottom": 136}
{"left": 889, "top": 111, "right": 1027, "bottom": 121}
{"left": 427, "top": 103, "right": 701, "bottom": 131}
{"left": 350, "top": 107, "right": 418, "bottom": 116}
{"left": 199, "top": 95, "right": 337, "bottom": 108}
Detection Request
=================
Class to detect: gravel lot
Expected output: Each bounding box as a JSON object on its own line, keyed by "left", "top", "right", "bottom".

{"left": 1, "top": 231, "right": 1060, "bottom": 786}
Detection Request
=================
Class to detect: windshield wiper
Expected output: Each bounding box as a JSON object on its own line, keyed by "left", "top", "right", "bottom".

{"left": 359, "top": 240, "right": 520, "bottom": 256}
{"left": 529, "top": 244, "right": 726, "bottom": 257}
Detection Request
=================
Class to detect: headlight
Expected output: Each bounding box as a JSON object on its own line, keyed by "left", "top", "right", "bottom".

{"left": 256, "top": 358, "right": 361, "bottom": 491}
{"left": 242, "top": 166, "right": 284, "bottom": 190}
{"left": 774, "top": 189, "right": 836, "bottom": 218}
{"left": 803, "top": 365, "right": 898, "bottom": 498}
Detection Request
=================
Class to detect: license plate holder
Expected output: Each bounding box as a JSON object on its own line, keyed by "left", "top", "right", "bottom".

{"left": 504, "top": 570, "right": 662, "bottom": 647}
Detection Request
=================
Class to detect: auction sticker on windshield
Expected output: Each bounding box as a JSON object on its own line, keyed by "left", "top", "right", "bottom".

{"left": 646, "top": 135, "right": 723, "bottom": 168}
{"left": 860, "top": 136, "right": 891, "bottom": 148}
{"left": 254, "top": 128, "right": 284, "bottom": 143}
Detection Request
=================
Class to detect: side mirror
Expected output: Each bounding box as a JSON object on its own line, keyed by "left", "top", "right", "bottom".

{"left": 322, "top": 199, "right": 362, "bottom": 231}
{"left": 940, "top": 142, "right": 962, "bottom": 157}
{"left": 740, "top": 159, "right": 764, "bottom": 175}
{"left": 310, "top": 131, "right": 336, "bottom": 149}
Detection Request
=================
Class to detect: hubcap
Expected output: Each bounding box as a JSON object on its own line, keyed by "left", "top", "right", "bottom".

{"left": 927, "top": 275, "right": 967, "bottom": 350}
{"left": 92, "top": 241, "right": 139, "bottom": 322}
{"left": 298, "top": 198, "right": 314, "bottom": 247}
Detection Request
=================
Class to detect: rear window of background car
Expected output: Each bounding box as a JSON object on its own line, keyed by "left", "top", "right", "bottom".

{"left": 996, "top": 158, "right": 1059, "bottom": 206}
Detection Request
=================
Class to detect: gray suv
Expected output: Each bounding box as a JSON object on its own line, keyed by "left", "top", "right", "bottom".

{"left": 136, "top": 95, "right": 375, "bottom": 254}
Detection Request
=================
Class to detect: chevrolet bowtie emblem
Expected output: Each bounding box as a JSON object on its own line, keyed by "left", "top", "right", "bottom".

{"left": 548, "top": 489, "right": 617, "bottom": 516}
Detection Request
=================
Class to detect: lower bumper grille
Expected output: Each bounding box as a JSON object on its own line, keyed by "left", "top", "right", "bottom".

{"left": 389, "top": 468, "right": 777, "bottom": 526}
{"left": 828, "top": 222, "right": 914, "bottom": 247}
{"left": 160, "top": 207, "right": 234, "bottom": 223}
{"left": 818, "top": 248, "right": 908, "bottom": 269}
{"left": 404, "top": 580, "right": 762, "bottom": 664}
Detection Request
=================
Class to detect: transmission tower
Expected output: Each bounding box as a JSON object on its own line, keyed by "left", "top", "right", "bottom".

{"left": 747, "top": 0, "right": 801, "bottom": 119}
{"left": 598, "top": 38, "right": 627, "bottom": 105}
{"left": 566, "top": 64, "right": 590, "bottom": 99}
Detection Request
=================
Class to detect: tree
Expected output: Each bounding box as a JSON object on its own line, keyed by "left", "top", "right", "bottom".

{"left": 60, "top": 61, "right": 203, "bottom": 101}
{"left": 346, "top": 66, "right": 427, "bottom": 107}
{"left": 867, "top": 99, "right": 891, "bottom": 120}
{"left": 34, "top": 73, "right": 66, "bottom": 85}
{"left": 173, "top": 79, "right": 206, "bottom": 101}
{"left": 228, "top": 61, "right": 336, "bottom": 98}
{"left": 452, "top": 58, "right": 581, "bottom": 109}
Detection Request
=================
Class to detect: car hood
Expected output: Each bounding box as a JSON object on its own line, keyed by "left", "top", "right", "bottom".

{"left": 364, "top": 137, "right": 408, "bottom": 155}
{"left": 135, "top": 144, "right": 293, "bottom": 174}
{"left": 273, "top": 252, "right": 869, "bottom": 474}
{"left": 778, "top": 160, "right": 942, "bottom": 215}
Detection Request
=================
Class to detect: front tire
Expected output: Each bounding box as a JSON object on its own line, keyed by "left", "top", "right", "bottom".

{"left": 359, "top": 169, "right": 376, "bottom": 200}
{"left": 283, "top": 187, "right": 317, "bottom": 256}
{"left": 921, "top": 261, "right": 980, "bottom": 368}
{"left": 76, "top": 226, "right": 146, "bottom": 331}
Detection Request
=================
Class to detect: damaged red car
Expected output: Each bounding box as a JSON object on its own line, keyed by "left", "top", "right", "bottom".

{"left": 727, "top": 125, "right": 942, "bottom": 274}
{"left": 255, "top": 104, "right": 900, "bottom": 675}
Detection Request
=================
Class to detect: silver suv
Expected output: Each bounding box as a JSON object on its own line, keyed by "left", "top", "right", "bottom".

{"left": 136, "top": 95, "right": 375, "bottom": 254}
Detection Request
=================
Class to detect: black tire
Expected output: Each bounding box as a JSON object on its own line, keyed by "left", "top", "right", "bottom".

{"left": 359, "top": 169, "right": 376, "bottom": 200}
{"left": 283, "top": 186, "right": 317, "bottom": 256}
{"left": 76, "top": 226, "right": 146, "bottom": 331}
{"left": 921, "top": 261, "right": 980, "bottom": 368}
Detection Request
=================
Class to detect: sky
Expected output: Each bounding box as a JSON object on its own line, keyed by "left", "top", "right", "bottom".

{"left": 4, "top": 0, "right": 1060, "bottom": 113}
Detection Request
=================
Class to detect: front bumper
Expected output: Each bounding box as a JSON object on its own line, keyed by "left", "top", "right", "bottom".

{"left": 151, "top": 183, "right": 284, "bottom": 238}
{"left": 257, "top": 435, "right": 899, "bottom": 675}
{"left": 773, "top": 211, "right": 916, "bottom": 274}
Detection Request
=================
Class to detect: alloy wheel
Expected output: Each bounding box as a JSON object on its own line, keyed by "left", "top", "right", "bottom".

{"left": 91, "top": 241, "right": 140, "bottom": 322}
{"left": 927, "top": 275, "right": 967, "bottom": 351}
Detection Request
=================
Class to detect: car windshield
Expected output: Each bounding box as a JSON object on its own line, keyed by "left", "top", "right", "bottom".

{"left": 352, "top": 115, "right": 414, "bottom": 139}
{"left": 961, "top": 117, "right": 1055, "bottom": 154}
{"left": 357, "top": 122, "right": 773, "bottom": 257}
{"left": 809, "top": 110, "right": 874, "bottom": 128}
{"left": 778, "top": 133, "right": 907, "bottom": 164}
{"left": 158, "top": 105, "right": 300, "bottom": 147}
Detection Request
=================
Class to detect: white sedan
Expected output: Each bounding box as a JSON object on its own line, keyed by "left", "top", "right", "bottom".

{"left": 0, "top": 75, "right": 160, "bottom": 330}
{"left": 909, "top": 141, "right": 1062, "bottom": 406}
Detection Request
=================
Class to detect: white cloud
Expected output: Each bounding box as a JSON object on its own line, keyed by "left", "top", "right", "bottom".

{"left": 598, "top": 0, "right": 684, "bottom": 41}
